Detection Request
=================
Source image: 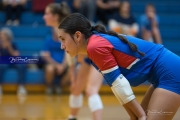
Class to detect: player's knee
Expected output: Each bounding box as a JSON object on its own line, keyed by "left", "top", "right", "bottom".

{"left": 45, "top": 64, "right": 54, "bottom": 73}
{"left": 69, "top": 94, "right": 83, "bottom": 108}
{"left": 85, "top": 87, "right": 97, "bottom": 97}
{"left": 88, "top": 94, "right": 103, "bottom": 112}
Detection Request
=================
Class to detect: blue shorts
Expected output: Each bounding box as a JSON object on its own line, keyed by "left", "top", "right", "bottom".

{"left": 148, "top": 48, "right": 180, "bottom": 95}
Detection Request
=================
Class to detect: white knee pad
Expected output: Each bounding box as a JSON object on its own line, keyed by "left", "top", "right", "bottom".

{"left": 69, "top": 94, "right": 83, "bottom": 108}
{"left": 111, "top": 74, "right": 135, "bottom": 105}
{"left": 88, "top": 94, "right": 103, "bottom": 112}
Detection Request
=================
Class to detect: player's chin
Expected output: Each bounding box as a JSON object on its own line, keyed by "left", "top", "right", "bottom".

{"left": 68, "top": 52, "right": 77, "bottom": 57}
{"left": 44, "top": 22, "right": 52, "bottom": 27}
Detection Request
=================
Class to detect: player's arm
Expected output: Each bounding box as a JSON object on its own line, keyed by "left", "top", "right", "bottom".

{"left": 96, "top": 0, "right": 110, "bottom": 9}
{"left": 65, "top": 53, "right": 76, "bottom": 84}
{"left": 41, "top": 51, "right": 59, "bottom": 65}
{"left": 88, "top": 42, "right": 146, "bottom": 119}
{"left": 151, "top": 18, "right": 162, "bottom": 44}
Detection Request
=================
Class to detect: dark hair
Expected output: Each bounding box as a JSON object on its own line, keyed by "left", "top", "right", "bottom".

{"left": 59, "top": 13, "right": 145, "bottom": 56}
{"left": 47, "top": 2, "right": 71, "bottom": 23}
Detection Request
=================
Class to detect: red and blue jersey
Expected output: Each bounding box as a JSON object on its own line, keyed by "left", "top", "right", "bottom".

{"left": 87, "top": 32, "right": 164, "bottom": 87}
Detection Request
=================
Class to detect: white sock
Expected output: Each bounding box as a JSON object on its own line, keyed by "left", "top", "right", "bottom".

{"left": 68, "top": 114, "right": 76, "bottom": 119}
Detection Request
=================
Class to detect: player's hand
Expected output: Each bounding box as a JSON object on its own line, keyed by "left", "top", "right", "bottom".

{"left": 138, "top": 115, "right": 146, "bottom": 120}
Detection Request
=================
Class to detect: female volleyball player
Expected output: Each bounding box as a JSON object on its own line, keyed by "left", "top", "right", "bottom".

{"left": 43, "top": 3, "right": 104, "bottom": 120}
{"left": 68, "top": 55, "right": 103, "bottom": 120}
{"left": 43, "top": 2, "right": 70, "bottom": 94}
{"left": 58, "top": 13, "right": 180, "bottom": 120}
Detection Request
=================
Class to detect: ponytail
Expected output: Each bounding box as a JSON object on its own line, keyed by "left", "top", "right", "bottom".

{"left": 91, "top": 25, "right": 145, "bottom": 56}
{"left": 60, "top": 2, "right": 71, "bottom": 19}
{"left": 47, "top": 2, "right": 71, "bottom": 23}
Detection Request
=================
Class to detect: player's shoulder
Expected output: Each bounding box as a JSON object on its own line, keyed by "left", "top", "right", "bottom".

{"left": 87, "top": 34, "right": 113, "bottom": 51}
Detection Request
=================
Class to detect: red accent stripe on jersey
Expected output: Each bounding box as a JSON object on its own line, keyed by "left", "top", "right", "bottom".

{"left": 113, "top": 49, "right": 137, "bottom": 68}
{"left": 87, "top": 35, "right": 117, "bottom": 70}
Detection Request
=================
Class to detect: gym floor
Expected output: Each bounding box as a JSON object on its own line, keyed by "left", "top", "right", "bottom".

{"left": 0, "top": 94, "right": 180, "bottom": 120}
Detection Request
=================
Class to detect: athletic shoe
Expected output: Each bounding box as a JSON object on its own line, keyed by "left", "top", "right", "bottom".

{"left": 17, "top": 85, "right": 27, "bottom": 96}
{"left": 55, "top": 86, "right": 62, "bottom": 94}
{"left": 45, "top": 86, "right": 53, "bottom": 95}
{"left": 68, "top": 118, "right": 77, "bottom": 120}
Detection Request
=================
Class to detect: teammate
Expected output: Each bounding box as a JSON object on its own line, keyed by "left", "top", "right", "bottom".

{"left": 67, "top": 55, "right": 104, "bottom": 120}
{"left": 58, "top": 13, "right": 180, "bottom": 120}
{"left": 43, "top": 2, "right": 104, "bottom": 120}
{"left": 43, "top": 2, "right": 70, "bottom": 94}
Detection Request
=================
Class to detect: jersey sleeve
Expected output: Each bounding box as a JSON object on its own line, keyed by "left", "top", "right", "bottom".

{"left": 43, "top": 36, "right": 51, "bottom": 52}
{"left": 87, "top": 38, "right": 121, "bottom": 86}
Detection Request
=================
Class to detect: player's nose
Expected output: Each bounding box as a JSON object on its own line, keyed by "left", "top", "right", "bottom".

{"left": 61, "top": 44, "right": 65, "bottom": 50}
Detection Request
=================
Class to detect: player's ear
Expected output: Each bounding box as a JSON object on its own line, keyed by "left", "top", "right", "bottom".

{"left": 74, "top": 31, "right": 81, "bottom": 42}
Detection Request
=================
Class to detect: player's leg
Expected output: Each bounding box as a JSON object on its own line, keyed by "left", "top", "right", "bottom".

{"left": 86, "top": 65, "right": 104, "bottom": 120}
{"left": 45, "top": 64, "right": 55, "bottom": 94}
{"left": 68, "top": 61, "right": 90, "bottom": 120}
{"left": 140, "top": 85, "right": 155, "bottom": 113}
{"left": 146, "top": 48, "right": 180, "bottom": 119}
{"left": 146, "top": 88, "right": 180, "bottom": 120}
{"left": 0, "top": 64, "right": 9, "bottom": 96}
{"left": 15, "top": 64, "right": 27, "bottom": 96}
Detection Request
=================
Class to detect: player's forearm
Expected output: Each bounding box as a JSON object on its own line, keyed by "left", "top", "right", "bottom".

{"left": 97, "top": 0, "right": 109, "bottom": 9}
{"left": 69, "top": 65, "right": 76, "bottom": 83}
{"left": 8, "top": 47, "right": 19, "bottom": 56}
{"left": 110, "top": 74, "right": 146, "bottom": 119}
{"left": 151, "top": 19, "right": 162, "bottom": 44}
{"left": 152, "top": 27, "right": 162, "bottom": 44}
{"left": 123, "top": 104, "right": 138, "bottom": 120}
{"left": 43, "top": 55, "right": 58, "bottom": 65}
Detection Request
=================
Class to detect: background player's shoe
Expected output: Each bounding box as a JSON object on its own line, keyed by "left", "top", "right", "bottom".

{"left": 45, "top": 86, "right": 53, "bottom": 95}
{"left": 55, "top": 86, "right": 62, "bottom": 94}
{"left": 17, "top": 85, "right": 27, "bottom": 96}
{"left": 67, "top": 115, "right": 77, "bottom": 120}
{"left": 68, "top": 118, "right": 77, "bottom": 120}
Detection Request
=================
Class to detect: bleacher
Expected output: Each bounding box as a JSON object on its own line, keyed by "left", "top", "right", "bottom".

{"left": 0, "top": 11, "right": 51, "bottom": 85}
{"left": 0, "top": 0, "right": 180, "bottom": 88}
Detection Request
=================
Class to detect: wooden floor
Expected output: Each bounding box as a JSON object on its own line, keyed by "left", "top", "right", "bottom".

{"left": 0, "top": 94, "right": 179, "bottom": 120}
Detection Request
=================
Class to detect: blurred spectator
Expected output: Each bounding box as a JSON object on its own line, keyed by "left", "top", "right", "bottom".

{"left": 73, "top": 0, "right": 96, "bottom": 23}
{"left": 140, "top": 3, "right": 162, "bottom": 44}
{"left": 109, "top": 0, "right": 139, "bottom": 36}
{"left": 2, "top": 0, "right": 27, "bottom": 26}
{"left": 96, "top": 0, "right": 120, "bottom": 26}
{"left": 0, "top": 27, "right": 27, "bottom": 96}
{"left": 42, "top": 2, "right": 70, "bottom": 94}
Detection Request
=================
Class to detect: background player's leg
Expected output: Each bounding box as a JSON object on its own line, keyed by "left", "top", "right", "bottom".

{"left": 86, "top": 65, "right": 104, "bottom": 120}
{"left": 69, "top": 61, "right": 90, "bottom": 119}
{"left": 140, "top": 85, "right": 155, "bottom": 113}
{"left": 147, "top": 88, "right": 180, "bottom": 120}
{"left": 45, "top": 64, "right": 55, "bottom": 94}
